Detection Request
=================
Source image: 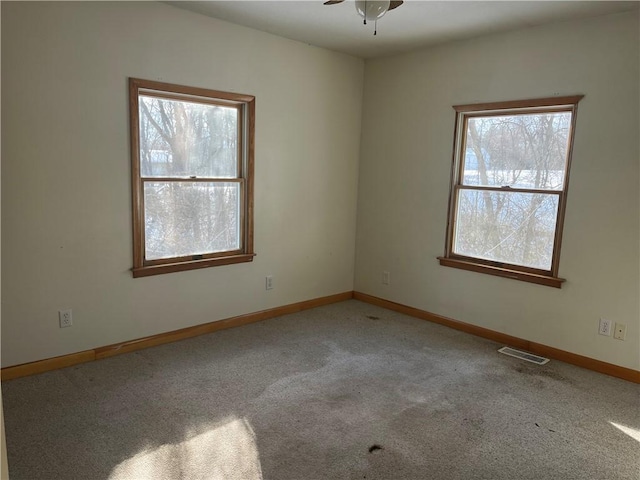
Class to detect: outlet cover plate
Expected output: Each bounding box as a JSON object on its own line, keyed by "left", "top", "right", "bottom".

{"left": 59, "top": 309, "right": 73, "bottom": 328}
{"left": 613, "top": 323, "right": 626, "bottom": 340}
{"left": 598, "top": 318, "right": 612, "bottom": 336}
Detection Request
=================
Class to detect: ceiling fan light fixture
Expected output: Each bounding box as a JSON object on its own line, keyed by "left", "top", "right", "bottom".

{"left": 355, "top": 0, "right": 391, "bottom": 22}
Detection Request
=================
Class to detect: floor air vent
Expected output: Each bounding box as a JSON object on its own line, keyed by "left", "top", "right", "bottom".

{"left": 498, "top": 347, "right": 550, "bottom": 365}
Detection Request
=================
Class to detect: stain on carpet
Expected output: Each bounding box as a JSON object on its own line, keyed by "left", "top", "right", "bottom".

{"left": 368, "top": 444, "right": 383, "bottom": 453}
{"left": 514, "top": 365, "right": 572, "bottom": 383}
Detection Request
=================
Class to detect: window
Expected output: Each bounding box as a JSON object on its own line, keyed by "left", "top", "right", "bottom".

{"left": 439, "top": 96, "right": 583, "bottom": 288}
{"left": 129, "top": 78, "right": 255, "bottom": 277}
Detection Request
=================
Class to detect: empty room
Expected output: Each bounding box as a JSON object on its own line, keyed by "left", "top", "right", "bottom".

{"left": 1, "top": 1, "right": 639, "bottom": 479}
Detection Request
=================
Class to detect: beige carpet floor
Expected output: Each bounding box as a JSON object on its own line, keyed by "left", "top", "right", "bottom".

{"left": 3, "top": 300, "right": 639, "bottom": 479}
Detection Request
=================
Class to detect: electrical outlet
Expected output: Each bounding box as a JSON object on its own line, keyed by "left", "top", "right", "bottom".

{"left": 59, "top": 309, "right": 73, "bottom": 328}
{"left": 613, "top": 323, "right": 626, "bottom": 341}
{"left": 265, "top": 275, "right": 274, "bottom": 290}
{"left": 382, "top": 271, "right": 390, "bottom": 285}
{"left": 598, "top": 318, "right": 612, "bottom": 336}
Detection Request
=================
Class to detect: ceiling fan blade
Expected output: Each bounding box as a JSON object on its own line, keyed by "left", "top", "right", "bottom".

{"left": 388, "top": 1, "right": 403, "bottom": 10}
{"left": 323, "top": 0, "right": 345, "bottom": 5}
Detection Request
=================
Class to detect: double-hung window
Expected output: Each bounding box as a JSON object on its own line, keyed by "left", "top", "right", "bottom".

{"left": 130, "top": 78, "right": 255, "bottom": 277}
{"left": 439, "top": 96, "right": 583, "bottom": 288}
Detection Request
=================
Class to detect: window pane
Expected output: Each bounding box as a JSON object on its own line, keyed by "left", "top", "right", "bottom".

{"left": 463, "top": 112, "right": 571, "bottom": 190}
{"left": 453, "top": 189, "right": 559, "bottom": 270}
{"left": 139, "top": 95, "right": 238, "bottom": 178}
{"left": 144, "top": 182, "right": 240, "bottom": 260}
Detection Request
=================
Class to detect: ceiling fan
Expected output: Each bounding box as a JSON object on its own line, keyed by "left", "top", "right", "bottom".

{"left": 324, "top": 0, "right": 404, "bottom": 35}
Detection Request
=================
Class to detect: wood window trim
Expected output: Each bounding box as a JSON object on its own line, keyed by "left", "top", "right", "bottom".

{"left": 437, "top": 257, "right": 565, "bottom": 288}
{"left": 132, "top": 254, "right": 256, "bottom": 278}
{"left": 452, "top": 96, "right": 584, "bottom": 113}
{"left": 130, "top": 78, "right": 255, "bottom": 278}
{"left": 440, "top": 95, "right": 583, "bottom": 288}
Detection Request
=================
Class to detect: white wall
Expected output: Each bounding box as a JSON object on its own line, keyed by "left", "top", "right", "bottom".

{"left": 3, "top": 3, "right": 638, "bottom": 374}
{"left": 355, "top": 11, "right": 640, "bottom": 370}
{"left": 1, "top": 2, "right": 363, "bottom": 367}
{"left": 1, "top": 5, "right": 9, "bottom": 477}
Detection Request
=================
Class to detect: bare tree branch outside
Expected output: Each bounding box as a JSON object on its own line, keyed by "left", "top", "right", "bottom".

{"left": 138, "top": 95, "right": 241, "bottom": 260}
{"left": 453, "top": 111, "right": 571, "bottom": 270}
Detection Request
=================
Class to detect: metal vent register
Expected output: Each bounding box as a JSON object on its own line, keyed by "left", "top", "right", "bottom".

{"left": 498, "top": 347, "right": 550, "bottom": 365}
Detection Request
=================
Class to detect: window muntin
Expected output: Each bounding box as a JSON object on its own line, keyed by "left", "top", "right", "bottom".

{"left": 440, "top": 96, "right": 582, "bottom": 287}
{"left": 130, "top": 78, "right": 255, "bottom": 277}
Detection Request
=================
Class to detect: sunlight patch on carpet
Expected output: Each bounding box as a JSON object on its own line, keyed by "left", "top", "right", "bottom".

{"left": 610, "top": 421, "right": 640, "bottom": 443}
{"left": 108, "top": 416, "right": 263, "bottom": 480}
